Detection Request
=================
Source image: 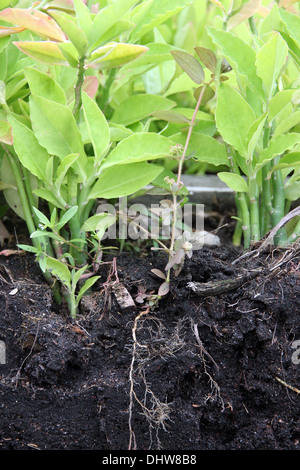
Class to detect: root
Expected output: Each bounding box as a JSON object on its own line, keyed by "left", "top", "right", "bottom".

{"left": 191, "top": 320, "right": 225, "bottom": 411}
{"left": 128, "top": 309, "right": 183, "bottom": 450}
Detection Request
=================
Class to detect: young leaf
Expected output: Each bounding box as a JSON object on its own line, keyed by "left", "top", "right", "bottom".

{"left": 0, "top": 119, "right": 12, "bottom": 145}
{"left": 88, "top": 162, "right": 163, "bottom": 200}
{"left": 90, "top": 0, "right": 138, "bottom": 48}
{"left": 215, "top": 83, "right": 256, "bottom": 158}
{"left": 158, "top": 281, "right": 170, "bottom": 297}
{"left": 56, "top": 206, "right": 78, "bottom": 231}
{"left": 13, "top": 41, "right": 69, "bottom": 66}
{"left": 48, "top": 10, "right": 89, "bottom": 57}
{"left": 227, "top": 0, "right": 261, "bottom": 31}
{"left": 82, "top": 213, "right": 116, "bottom": 233}
{"left": 29, "top": 95, "right": 87, "bottom": 180}
{"left": 8, "top": 116, "right": 49, "bottom": 181}
{"left": 45, "top": 256, "right": 71, "bottom": 291}
{"left": 102, "top": 132, "right": 174, "bottom": 170}
{"left": 88, "top": 43, "right": 148, "bottom": 70}
{"left": 73, "top": 0, "right": 93, "bottom": 40}
{"left": 82, "top": 91, "right": 110, "bottom": 162}
{"left": 24, "top": 67, "right": 66, "bottom": 105}
{"left": 194, "top": 47, "right": 217, "bottom": 72}
{"left": 217, "top": 172, "right": 248, "bottom": 193}
{"left": 255, "top": 33, "right": 288, "bottom": 100}
{"left": 246, "top": 112, "right": 268, "bottom": 162}
{"left": 75, "top": 276, "right": 101, "bottom": 306}
{"left": 170, "top": 50, "right": 204, "bottom": 84}
{"left": 0, "top": 8, "right": 66, "bottom": 42}
{"left": 32, "top": 207, "right": 51, "bottom": 227}
{"left": 111, "top": 94, "right": 176, "bottom": 126}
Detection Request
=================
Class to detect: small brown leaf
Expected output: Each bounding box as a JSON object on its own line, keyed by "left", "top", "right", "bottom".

{"left": 194, "top": 47, "right": 217, "bottom": 72}
{"left": 151, "top": 268, "right": 167, "bottom": 280}
{"left": 170, "top": 50, "right": 204, "bottom": 84}
{"left": 158, "top": 281, "right": 170, "bottom": 297}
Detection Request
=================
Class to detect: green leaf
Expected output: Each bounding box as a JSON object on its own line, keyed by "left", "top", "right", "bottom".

{"left": 82, "top": 213, "right": 116, "bottom": 232}
{"left": 170, "top": 50, "right": 204, "bottom": 84}
{"left": 13, "top": 41, "right": 69, "bottom": 66}
{"left": 170, "top": 132, "right": 229, "bottom": 166}
{"left": 215, "top": 83, "right": 256, "bottom": 158}
{"left": 17, "top": 244, "right": 39, "bottom": 254}
{"left": 255, "top": 33, "right": 288, "bottom": 100}
{"left": 32, "top": 207, "right": 51, "bottom": 227}
{"left": 48, "top": 10, "right": 89, "bottom": 57}
{"left": 268, "top": 89, "right": 297, "bottom": 122}
{"left": 256, "top": 133, "right": 300, "bottom": 170}
{"left": 8, "top": 116, "right": 49, "bottom": 181}
{"left": 56, "top": 206, "right": 78, "bottom": 231}
{"left": 29, "top": 95, "right": 87, "bottom": 180}
{"left": 73, "top": 0, "right": 93, "bottom": 40}
{"left": 82, "top": 92, "right": 110, "bottom": 162}
{"left": 57, "top": 41, "right": 79, "bottom": 67}
{"left": 0, "top": 154, "right": 38, "bottom": 220}
{"left": 111, "top": 94, "right": 176, "bottom": 126}
{"left": 279, "top": 8, "right": 300, "bottom": 47}
{"left": 273, "top": 111, "right": 300, "bottom": 138}
{"left": 217, "top": 172, "right": 248, "bottom": 193}
{"left": 88, "top": 42, "right": 148, "bottom": 70}
{"left": 55, "top": 153, "right": 79, "bottom": 192}
{"left": 91, "top": 0, "right": 138, "bottom": 49}
{"left": 267, "top": 152, "right": 300, "bottom": 176}
{"left": 246, "top": 112, "right": 268, "bottom": 161}
{"left": 0, "top": 8, "right": 65, "bottom": 42}
{"left": 102, "top": 132, "right": 173, "bottom": 170}
{"left": 33, "top": 188, "right": 66, "bottom": 209}
{"left": 45, "top": 256, "right": 71, "bottom": 290}
{"left": 24, "top": 67, "right": 66, "bottom": 105}
{"left": 76, "top": 276, "right": 101, "bottom": 306}
{"left": 150, "top": 110, "right": 190, "bottom": 124}
{"left": 129, "top": 0, "right": 192, "bottom": 42}
{"left": 207, "top": 26, "right": 263, "bottom": 97}
{"left": 88, "top": 162, "right": 163, "bottom": 200}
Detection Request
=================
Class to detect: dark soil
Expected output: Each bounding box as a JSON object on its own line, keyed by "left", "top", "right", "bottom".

{"left": 0, "top": 220, "right": 299, "bottom": 451}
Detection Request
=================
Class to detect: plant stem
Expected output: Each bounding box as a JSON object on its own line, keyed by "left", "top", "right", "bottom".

{"left": 73, "top": 56, "right": 86, "bottom": 122}
{"left": 1, "top": 145, "right": 61, "bottom": 303}
{"left": 166, "top": 84, "right": 207, "bottom": 283}
{"left": 67, "top": 169, "right": 87, "bottom": 265}
{"left": 271, "top": 157, "right": 286, "bottom": 244}
{"left": 238, "top": 192, "right": 251, "bottom": 248}
{"left": 248, "top": 168, "right": 260, "bottom": 242}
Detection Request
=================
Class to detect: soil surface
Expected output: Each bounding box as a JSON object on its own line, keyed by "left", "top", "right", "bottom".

{"left": 0, "top": 217, "right": 299, "bottom": 451}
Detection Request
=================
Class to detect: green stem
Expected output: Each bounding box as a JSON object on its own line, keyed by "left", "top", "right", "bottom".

{"left": 1, "top": 145, "right": 61, "bottom": 303}
{"left": 67, "top": 169, "right": 87, "bottom": 265}
{"left": 238, "top": 192, "right": 251, "bottom": 248}
{"left": 73, "top": 56, "right": 86, "bottom": 122}
{"left": 271, "top": 157, "right": 286, "bottom": 244}
{"left": 248, "top": 169, "right": 260, "bottom": 242}
{"left": 248, "top": 16, "right": 258, "bottom": 36}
